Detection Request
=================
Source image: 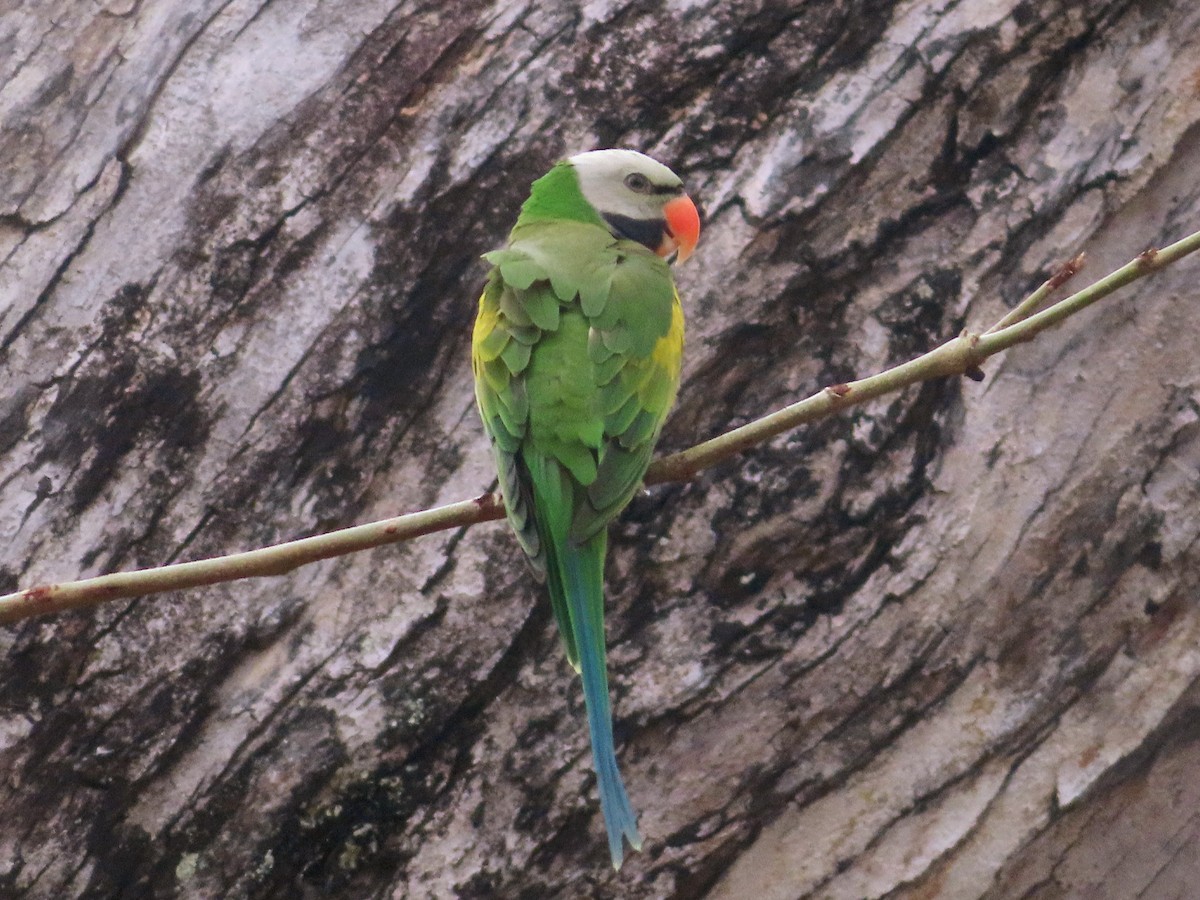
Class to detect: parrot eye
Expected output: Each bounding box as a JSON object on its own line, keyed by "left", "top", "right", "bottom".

{"left": 624, "top": 172, "right": 652, "bottom": 193}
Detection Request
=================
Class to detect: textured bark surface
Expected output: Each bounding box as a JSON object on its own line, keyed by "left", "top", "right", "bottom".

{"left": 2, "top": 1, "right": 1200, "bottom": 897}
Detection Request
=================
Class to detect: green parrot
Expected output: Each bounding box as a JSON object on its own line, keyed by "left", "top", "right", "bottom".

{"left": 471, "top": 149, "right": 700, "bottom": 868}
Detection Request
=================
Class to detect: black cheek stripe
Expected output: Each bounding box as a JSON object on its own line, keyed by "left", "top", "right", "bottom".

{"left": 603, "top": 213, "right": 665, "bottom": 252}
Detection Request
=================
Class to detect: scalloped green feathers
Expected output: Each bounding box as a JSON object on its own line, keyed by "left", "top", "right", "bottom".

{"left": 474, "top": 220, "right": 682, "bottom": 544}
{"left": 471, "top": 157, "right": 685, "bottom": 868}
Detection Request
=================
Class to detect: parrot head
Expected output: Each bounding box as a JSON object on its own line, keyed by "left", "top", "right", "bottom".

{"left": 567, "top": 149, "right": 701, "bottom": 263}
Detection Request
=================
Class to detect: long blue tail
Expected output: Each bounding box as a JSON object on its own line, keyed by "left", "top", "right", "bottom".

{"left": 562, "top": 536, "right": 642, "bottom": 869}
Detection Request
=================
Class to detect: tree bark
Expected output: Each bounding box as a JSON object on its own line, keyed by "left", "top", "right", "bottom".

{"left": 2, "top": 1, "right": 1199, "bottom": 897}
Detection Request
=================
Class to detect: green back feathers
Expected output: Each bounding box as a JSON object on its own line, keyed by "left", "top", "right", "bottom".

{"left": 473, "top": 215, "right": 683, "bottom": 568}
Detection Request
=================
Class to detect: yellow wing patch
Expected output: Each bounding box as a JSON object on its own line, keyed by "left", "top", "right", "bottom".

{"left": 649, "top": 289, "right": 685, "bottom": 400}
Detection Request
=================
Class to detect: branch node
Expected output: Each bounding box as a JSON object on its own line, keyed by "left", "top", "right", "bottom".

{"left": 825, "top": 383, "right": 852, "bottom": 399}
{"left": 474, "top": 491, "right": 502, "bottom": 514}
{"left": 1048, "top": 252, "right": 1087, "bottom": 290}
{"left": 959, "top": 331, "right": 986, "bottom": 380}
{"left": 1137, "top": 246, "right": 1159, "bottom": 268}
{"left": 22, "top": 585, "right": 54, "bottom": 604}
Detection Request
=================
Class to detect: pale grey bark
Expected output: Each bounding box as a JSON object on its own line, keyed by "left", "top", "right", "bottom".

{"left": 2, "top": 0, "right": 1199, "bottom": 897}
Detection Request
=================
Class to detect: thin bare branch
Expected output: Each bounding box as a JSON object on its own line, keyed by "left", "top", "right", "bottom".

{"left": 650, "top": 229, "right": 1200, "bottom": 483}
{"left": 3, "top": 228, "right": 1198, "bottom": 625}
{"left": 0, "top": 495, "right": 506, "bottom": 624}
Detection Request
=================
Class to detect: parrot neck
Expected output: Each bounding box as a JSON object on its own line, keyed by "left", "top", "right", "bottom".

{"left": 514, "top": 162, "right": 608, "bottom": 230}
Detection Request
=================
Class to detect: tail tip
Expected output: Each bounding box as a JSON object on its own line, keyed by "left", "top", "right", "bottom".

{"left": 607, "top": 823, "right": 643, "bottom": 870}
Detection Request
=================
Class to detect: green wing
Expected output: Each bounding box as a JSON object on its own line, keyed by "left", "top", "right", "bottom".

{"left": 571, "top": 252, "right": 682, "bottom": 543}
{"left": 472, "top": 271, "right": 542, "bottom": 569}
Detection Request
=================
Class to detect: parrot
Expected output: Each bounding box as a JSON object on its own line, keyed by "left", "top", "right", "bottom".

{"left": 471, "top": 149, "right": 700, "bottom": 868}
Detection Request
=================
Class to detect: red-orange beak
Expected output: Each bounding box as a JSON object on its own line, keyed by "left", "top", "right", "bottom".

{"left": 658, "top": 193, "right": 700, "bottom": 264}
